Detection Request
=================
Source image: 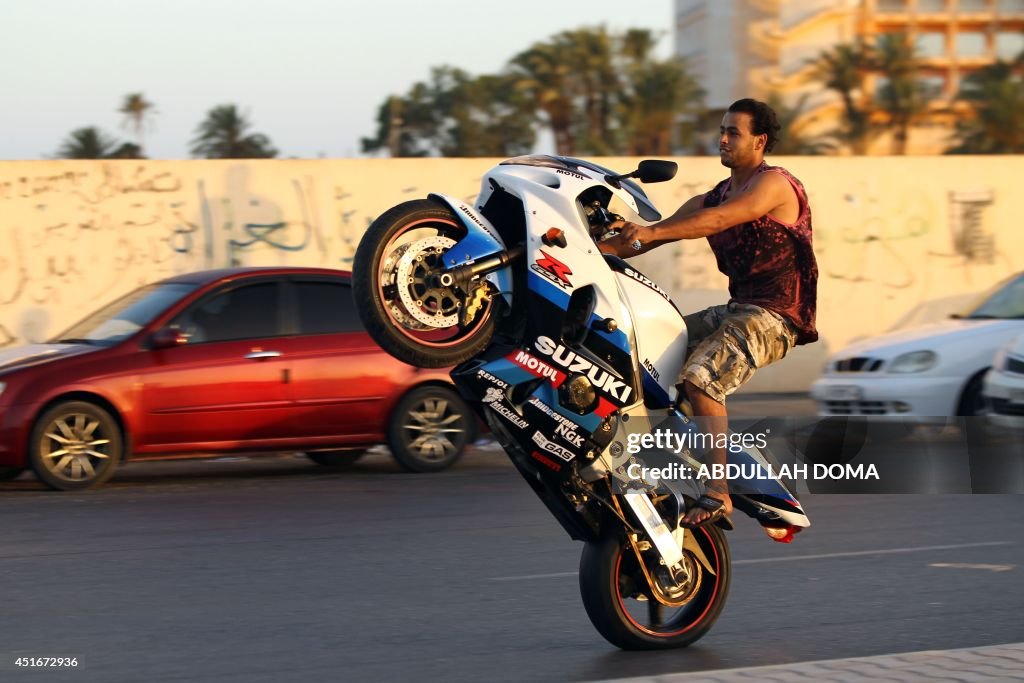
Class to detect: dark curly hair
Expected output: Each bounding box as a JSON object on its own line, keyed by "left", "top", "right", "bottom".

{"left": 727, "top": 98, "right": 781, "bottom": 153}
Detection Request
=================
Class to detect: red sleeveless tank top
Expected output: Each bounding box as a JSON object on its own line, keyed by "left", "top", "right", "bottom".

{"left": 703, "top": 162, "right": 819, "bottom": 345}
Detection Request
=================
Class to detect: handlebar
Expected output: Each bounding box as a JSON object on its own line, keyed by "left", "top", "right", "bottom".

{"left": 583, "top": 202, "right": 625, "bottom": 243}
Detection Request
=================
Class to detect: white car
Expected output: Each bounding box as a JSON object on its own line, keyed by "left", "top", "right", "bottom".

{"left": 811, "top": 272, "right": 1024, "bottom": 421}
{"left": 982, "top": 333, "right": 1024, "bottom": 428}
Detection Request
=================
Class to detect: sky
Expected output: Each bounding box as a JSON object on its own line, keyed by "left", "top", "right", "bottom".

{"left": 2, "top": 0, "right": 673, "bottom": 160}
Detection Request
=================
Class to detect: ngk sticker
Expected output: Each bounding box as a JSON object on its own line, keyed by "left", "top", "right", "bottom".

{"left": 554, "top": 422, "right": 585, "bottom": 448}
{"left": 533, "top": 336, "right": 632, "bottom": 402}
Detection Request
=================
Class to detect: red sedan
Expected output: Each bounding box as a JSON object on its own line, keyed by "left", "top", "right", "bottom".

{"left": 0, "top": 268, "right": 475, "bottom": 490}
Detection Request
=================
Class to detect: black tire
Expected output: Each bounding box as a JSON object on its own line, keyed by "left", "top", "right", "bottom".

{"left": 579, "top": 525, "right": 731, "bottom": 650}
{"left": 28, "top": 401, "right": 123, "bottom": 491}
{"left": 0, "top": 466, "right": 24, "bottom": 481}
{"left": 387, "top": 385, "right": 474, "bottom": 473}
{"left": 957, "top": 371, "right": 989, "bottom": 417}
{"left": 352, "top": 198, "right": 497, "bottom": 368}
{"left": 305, "top": 450, "right": 367, "bottom": 468}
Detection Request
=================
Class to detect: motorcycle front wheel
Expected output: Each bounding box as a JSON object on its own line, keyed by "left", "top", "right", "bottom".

{"left": 579, "top": 525, "right": 731, "bottom": 650}
{"left": 353, "top": 199, "right": 497, "bottom": 368}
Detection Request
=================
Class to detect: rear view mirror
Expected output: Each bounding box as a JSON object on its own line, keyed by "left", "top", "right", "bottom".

{"left": 635, "top": 160, "right": 678, "bottom": 184}
{"left": 148, "top": 327, "right": 187, "bottom": 350}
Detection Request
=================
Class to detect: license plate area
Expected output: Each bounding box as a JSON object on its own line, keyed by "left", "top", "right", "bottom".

{"left": 825, "top": 385, "right": 863, "bottom": 401}
{"left": 1009, "top": 389, "right": 1024, "bottom": 404}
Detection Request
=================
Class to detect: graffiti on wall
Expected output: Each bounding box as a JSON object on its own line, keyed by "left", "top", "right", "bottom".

{"left": 0, "top": 158, "right": 1021, "bottom": 365}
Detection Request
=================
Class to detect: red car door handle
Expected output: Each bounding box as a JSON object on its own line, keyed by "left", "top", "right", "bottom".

{"left": 244, "top": 350, "right": 283, "bottom": 360}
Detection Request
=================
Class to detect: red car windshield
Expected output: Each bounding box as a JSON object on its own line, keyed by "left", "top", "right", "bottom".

{"left": 51, "top": 283, "right": 199, "bottom": 346}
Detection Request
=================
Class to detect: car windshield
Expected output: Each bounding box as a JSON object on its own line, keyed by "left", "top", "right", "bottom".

{"left": 955, "top": 273, "right": 1024, "bottom": 319}
{"left": 499, "top": 155, "right": 662, "bottom": 221}
{"left": 50, "top": 283, "right": 199, "bottom": 346}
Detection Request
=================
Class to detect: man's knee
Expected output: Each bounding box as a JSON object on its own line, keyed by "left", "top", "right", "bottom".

{"left": 683, "top": 379, "right": 724, "bottom": 407}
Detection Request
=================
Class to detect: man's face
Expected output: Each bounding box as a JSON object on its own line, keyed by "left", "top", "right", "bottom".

{"left": 718, "top": 111, "right": 765, "bottom": 169}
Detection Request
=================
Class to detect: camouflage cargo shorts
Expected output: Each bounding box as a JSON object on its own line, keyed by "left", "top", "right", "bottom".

{"left": 680, "top": 303, "right": 797, "bottom": 404}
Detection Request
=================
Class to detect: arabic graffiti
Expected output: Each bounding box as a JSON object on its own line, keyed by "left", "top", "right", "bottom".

{"left": 0, "top": 158, "right": 1019, "bottom": 361}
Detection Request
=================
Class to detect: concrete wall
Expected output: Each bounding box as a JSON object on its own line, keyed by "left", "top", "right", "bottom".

{"left": 1, "top": 157, "right": 1020, "bottom": 393}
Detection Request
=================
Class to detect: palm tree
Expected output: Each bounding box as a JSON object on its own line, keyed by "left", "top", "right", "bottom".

{"left": 363, "top": 67, "right": 536, "bottom": 157}
{"left": 118, "top": 93, "right": 156, "bottom": 152}
{"left": 510, "top": 41, "right": 576, "bottom": 155}
{"left": 560, "top": 27, "right": 618, "bottom": 154}
{"left": 190, "top": 105, "right": 278, "bottom": 158}
{"left": 55, "top": 127, "right": 120, "bottom": 159}
{"left": 946, "top": 60, "right": 1024, "bottom": 153}
{"left": 766, "top": 93, "right": 837, "bottom": 155}
{"left": 614, "top": 28, "right": 705, "bottom": 155}
{"left": 810, "top": 43, "right": 873, "bottom": 154}
{"left": 870, "top": 33, "right": 929, "bottom": 155}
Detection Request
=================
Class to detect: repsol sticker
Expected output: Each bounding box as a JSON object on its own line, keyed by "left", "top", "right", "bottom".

{"left": 534, "top": 336, "right": 632, "bottom": 402}
{"left": 476, "top": 368, "right": 508, "bottom": 389}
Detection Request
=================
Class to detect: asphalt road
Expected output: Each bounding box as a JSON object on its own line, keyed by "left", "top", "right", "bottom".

{"left": 1, "top": 439, "right": 1022, "bottom": 683}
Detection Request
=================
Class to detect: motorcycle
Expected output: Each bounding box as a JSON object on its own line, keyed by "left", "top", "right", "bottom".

{"left": 353, "top": 155, "right": 810, "bottom": 650}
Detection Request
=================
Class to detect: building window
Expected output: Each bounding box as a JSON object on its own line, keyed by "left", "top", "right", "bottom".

{"left": 957, "top": 0, "right": 989, "bottom": 12}
{"left": 877, "top": 0, "right": 907, "bottom": 11}
{"left": 920, "top": 74, "right": 947, "bottom": 99}
{"left": 917, "top": 0, "right": 947, "bottom": 11}
{"left": 916, "top": 32, "right": 947, "bottom": 58}
{"left": 957, "top": 32, "right": 989, "bottom": 57}
{"left": 996, "top": 31, "right": 1024, "bottom": 58}
{"left": 998, "top": 0, "right": 1024, "bottom": 13}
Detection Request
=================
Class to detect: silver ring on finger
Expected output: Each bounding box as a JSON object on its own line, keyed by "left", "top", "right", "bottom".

{"left": 631, "top": 239, "right": 642, "bottom": 251}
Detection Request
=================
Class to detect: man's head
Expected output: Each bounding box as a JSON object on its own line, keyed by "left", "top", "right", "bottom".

{"left": 718, "top": 98, "right": 780, "bottom": 169}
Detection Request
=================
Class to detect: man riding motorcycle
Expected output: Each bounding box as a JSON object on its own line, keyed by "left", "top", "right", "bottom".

{"left": 599, "top": 98, "right": 819, "bottom": 528}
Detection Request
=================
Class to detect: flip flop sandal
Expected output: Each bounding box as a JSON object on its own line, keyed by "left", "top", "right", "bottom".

{"left": 681, "top": 494, "right": 733, "bottom": 530}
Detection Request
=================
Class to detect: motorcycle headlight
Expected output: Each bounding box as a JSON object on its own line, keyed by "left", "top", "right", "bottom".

{"left": 0, "top": 381, "right": 5, "bottom": 398}
{"left": 888, "top": 350, "right": 938, "bottom": 374}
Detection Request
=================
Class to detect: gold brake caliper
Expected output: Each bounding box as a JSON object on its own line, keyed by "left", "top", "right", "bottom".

{"left": 460, "top": 282, "right": 490, "bottom": 326}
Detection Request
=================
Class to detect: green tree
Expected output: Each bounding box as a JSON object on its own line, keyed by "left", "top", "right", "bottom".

{"left": 617, "top": 29, "right": 705, "bottom": 155}
{"left": 869, "top": 33, "right": 930, "bottom": 155}
{"left": 810, "top": 42, "right": 873, "bottom": 154}
{"left": 946, "top": 60, "right": 1024, "bottom": 153}
{"left": 362, "top": 67, "right": 535, "bottom": 157}
{"left": 190, "top": 105, "right": 278, "bottom": 158}
{"left": 55, "top": 127, "right": 120, "bottom": 159}
{"left": 109, "top": 142, "right": 146, "bottom": 159}
{"left": 118, "top": 93, "right": 156, "bottom": 152}
{"left": 439, "top": 71, "right": 536, "bottom": 156}
{"left": 766, "top": 94, "right": 837, "bottom": 155}
{"left": 510, "top": 40, "right": 576, "bottom": 155}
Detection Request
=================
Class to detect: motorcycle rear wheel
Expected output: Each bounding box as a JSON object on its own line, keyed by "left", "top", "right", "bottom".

{"left": 579, "top": 525, "right": 730, "bottom": 650}
{"left": 353, "top": 199, "right": 497, "bottom": 368}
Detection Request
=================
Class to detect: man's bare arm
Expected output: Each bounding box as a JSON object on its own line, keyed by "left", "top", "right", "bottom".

{"left": 619, "top": 173, "right": 792, "bottom": 247}
{"left": 599, "top": 193, "right": 706, "bottom": 257}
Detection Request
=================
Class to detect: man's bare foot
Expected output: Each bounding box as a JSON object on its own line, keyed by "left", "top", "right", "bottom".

{"left": 681, "top": 490, "right": 733, "bottom": 527}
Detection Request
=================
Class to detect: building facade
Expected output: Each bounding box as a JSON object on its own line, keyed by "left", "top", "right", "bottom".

{"left": 675, "top": 0, "right": 1024, "bottom": 154}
